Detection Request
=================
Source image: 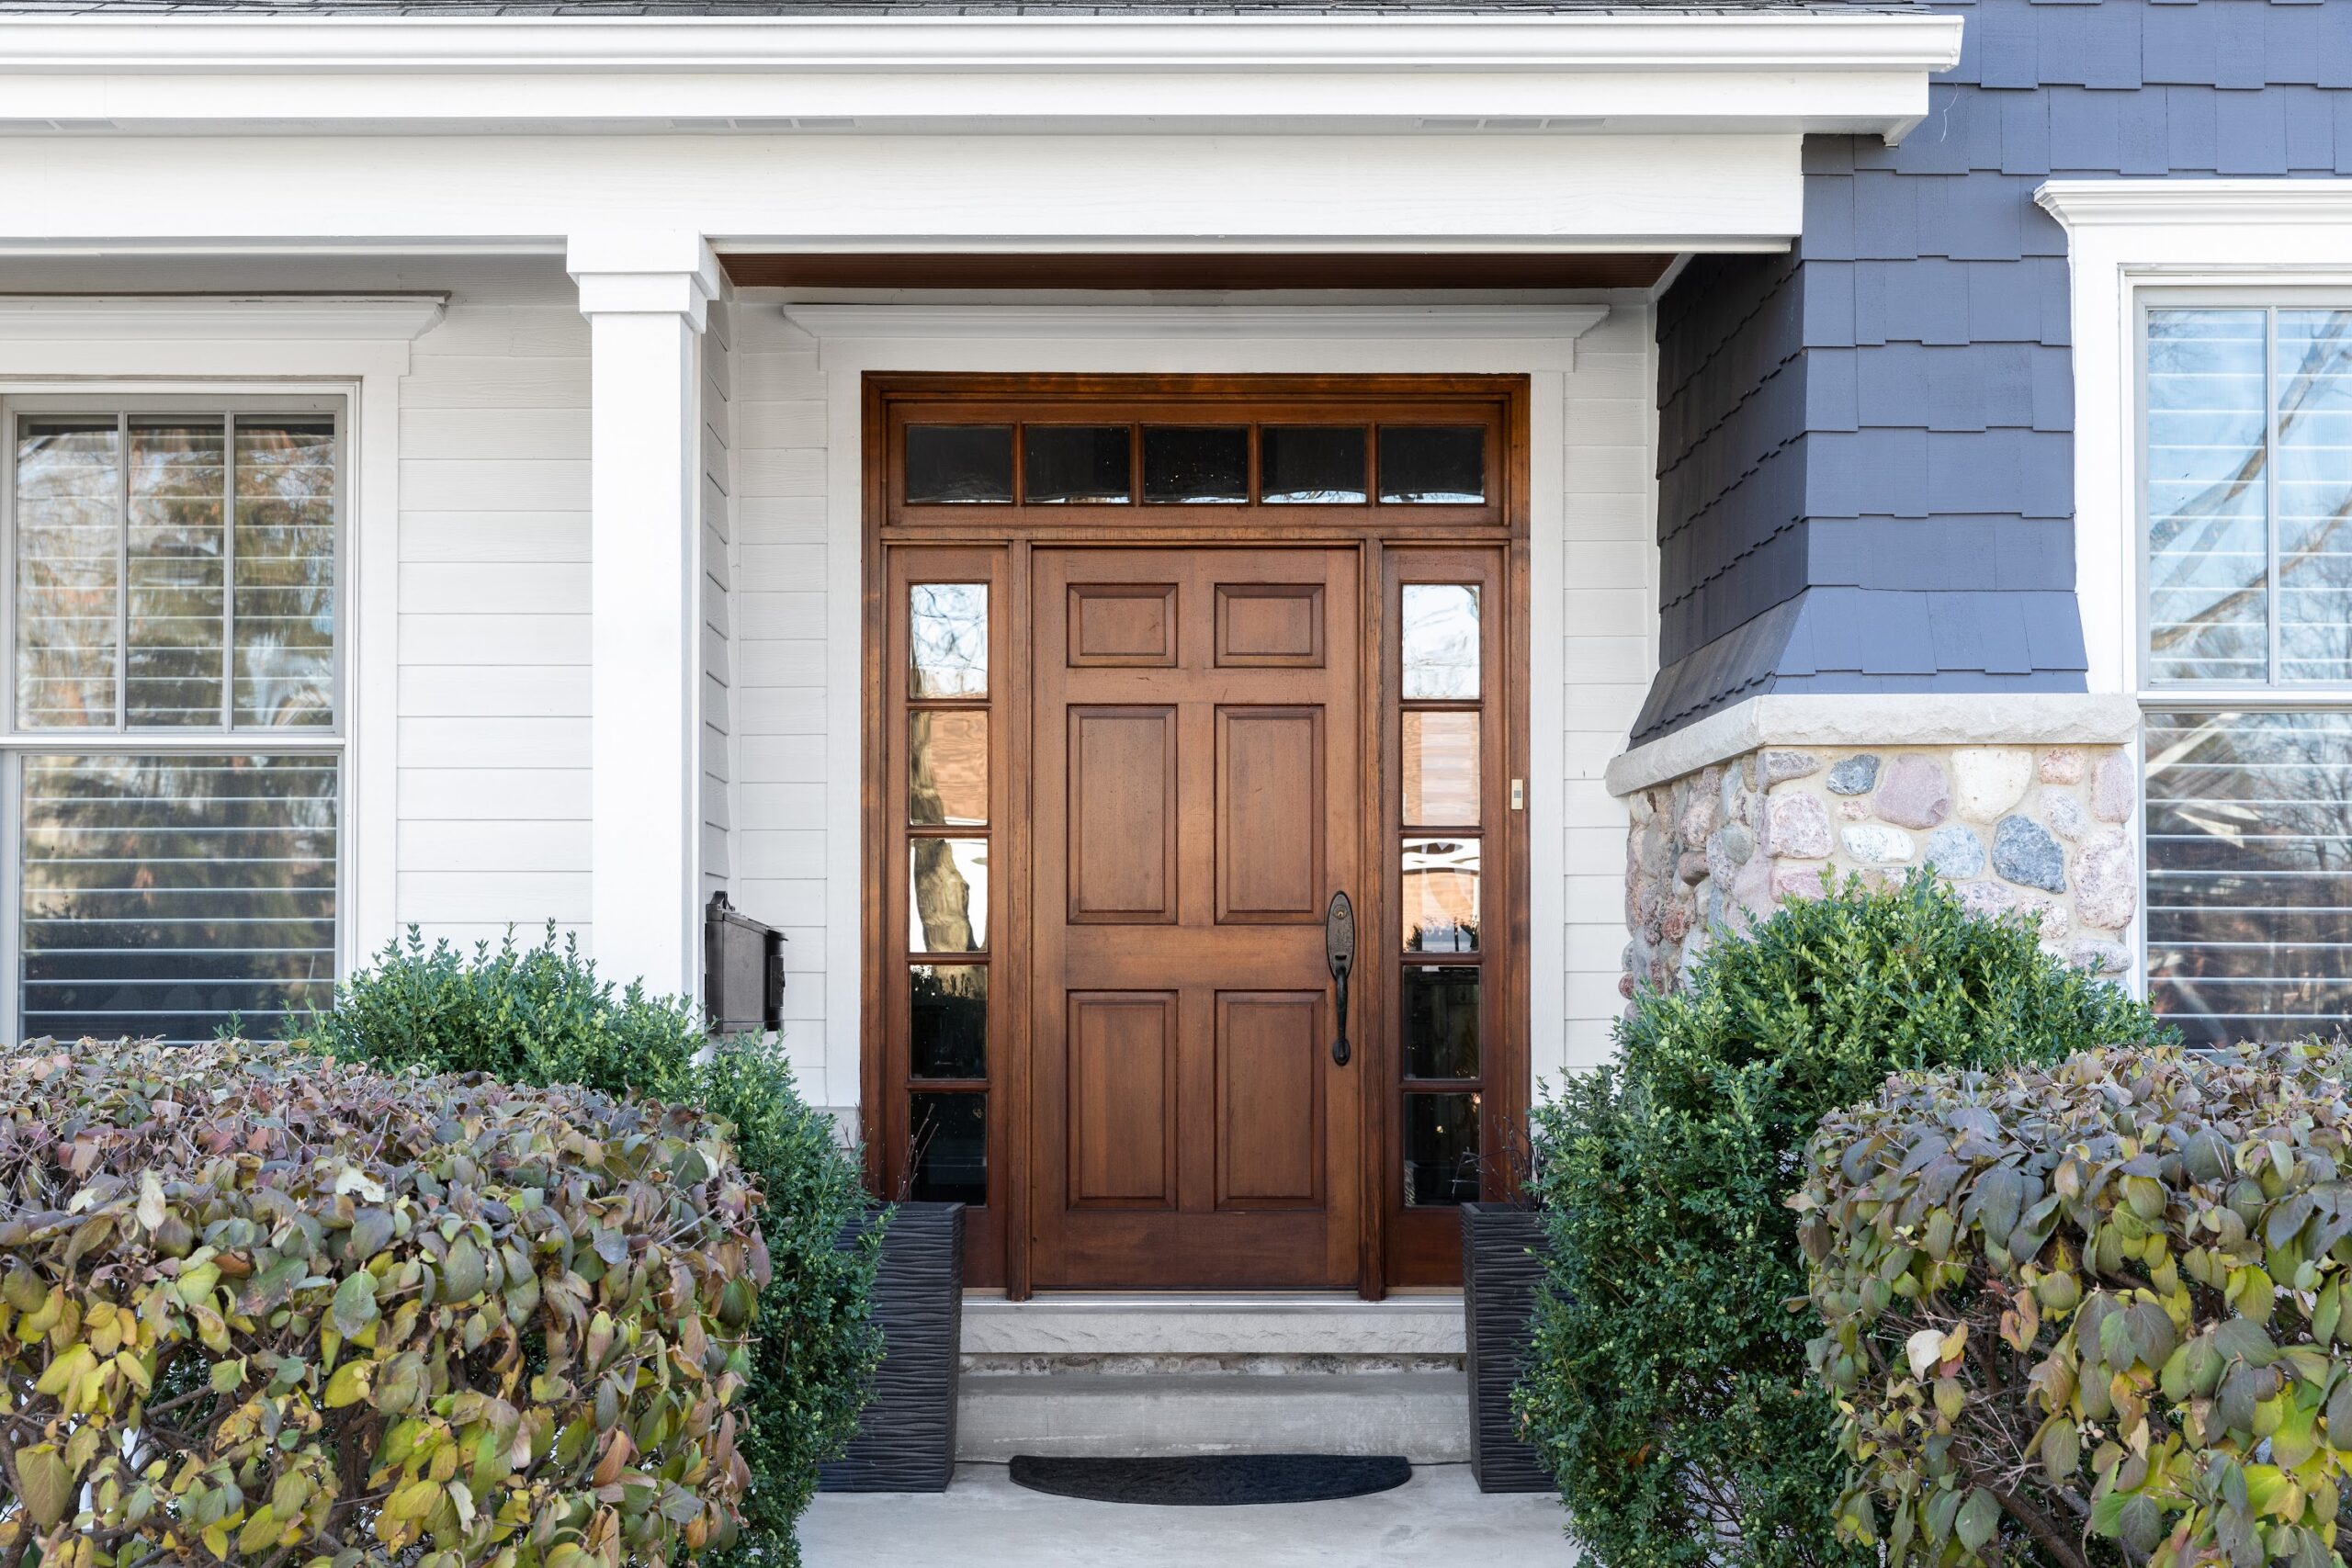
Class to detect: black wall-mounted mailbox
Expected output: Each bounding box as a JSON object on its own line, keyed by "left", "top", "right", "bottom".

{"left": 704, "top": 892, "right": 785, "bottom": 1035}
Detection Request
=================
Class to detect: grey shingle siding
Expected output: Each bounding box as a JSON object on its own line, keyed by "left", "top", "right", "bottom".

{"left": 1633, "top": 0, "right": 2352, "bottom": 744}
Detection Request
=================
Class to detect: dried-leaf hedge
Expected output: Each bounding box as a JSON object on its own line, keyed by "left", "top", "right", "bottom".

{"left": 1799, "top": 1043, "right": 2352, "bottom": 1568}
{"left": 0, "top": 1038, "right": 768, "bottom": 1567}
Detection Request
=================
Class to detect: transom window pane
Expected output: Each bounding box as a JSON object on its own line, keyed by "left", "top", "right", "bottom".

{"left": 1380, "top": 426, "right": 1486, "bottom": 504}
{"left": 1261, "top": 426, "right": 1368, "bottom": 505}
{"left": 20, "top": 753, "right": 339, "bottom": 1044}
{"left": 905, "top": 425, "right": 1012, "bottom": 505}
{"left": 1023, "top": 426, "right": 1131, "bottom": 505}
{"left": 2144, "top": 710, "right": 2352, "bottom": 1046}
{"left": 1142, "top": 427, "right": 1249, "bottom": 504}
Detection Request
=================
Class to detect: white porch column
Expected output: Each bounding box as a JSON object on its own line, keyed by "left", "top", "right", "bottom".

{"left": 569, "top": 231, "right": 721, "bottom": 998}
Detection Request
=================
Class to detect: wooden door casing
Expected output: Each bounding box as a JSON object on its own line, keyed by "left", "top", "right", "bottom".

{"left": 1030, "top": 547, "right": 1363, "bottom": 1289}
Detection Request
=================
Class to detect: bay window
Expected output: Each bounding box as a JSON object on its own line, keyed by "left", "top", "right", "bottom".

{"left": 4, "top": 398, "right": 343, "bottom": 1043}
{"left": 2143, "top": 305, "right": 2352, "bottom": 1044}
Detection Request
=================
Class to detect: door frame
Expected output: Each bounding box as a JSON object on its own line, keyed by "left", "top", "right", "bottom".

{"left": 858, "top": 371, "right": 1532, "bottom": 1298}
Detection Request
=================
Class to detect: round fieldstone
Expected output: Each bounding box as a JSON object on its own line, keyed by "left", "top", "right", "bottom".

{"left": 2092, "top": 751, "right": 2134, "bottom": 822}
{"left": 2074, "top": 827, "right": 2136, "bottom": 931}
{"left": 2069, "top": 938, "right": 2130, "bottom": 975}
{"left": 1992, "top": 813, "right": 2066, "bottom": 894}
{"left": 2041, "top": 787, "right": 2089, "bottom": 842}
{"left": 1826, "top": 754, "right": 1881, "bottom": 795}
{"left": 2039, "top": 748, "right": 2085, "bottom": 785}
{"left": 1953, "top": 747, "right": 2034, "bottom": 823}
{"left": 1677, "top": 850, "right": 1710, "bottom": 886}
{"left": 1875, "top": 755, "right": 1951, "bottom": 829}
{"left": 1925, "top": 825, "right": 1985, "bottom": 879}
{"left": 1716, "top": 822, "right": 1755, "bottom": 865}
{"left": 1766, "top": 792, "right": 1833, "bottom": 860}
{"left": 1759, "top": 749, "right": 1821, "bottom": 785}
{"left": 1770, "top": 864, "right": 1826, "bottom": 901}
{"left": 1841, "top": 824, "right": 1916, "bottom": 864}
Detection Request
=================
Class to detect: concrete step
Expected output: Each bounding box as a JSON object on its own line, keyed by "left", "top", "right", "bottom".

{"left": 957, "top": 1371, "right": 1471, "bottom": 1462}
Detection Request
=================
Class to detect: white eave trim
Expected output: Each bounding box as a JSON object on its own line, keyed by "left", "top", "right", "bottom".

{"left": 781, "top": 303, "right": 1614, "bottom": 342}
{"left": 0, "top": 14, "right": 1965, "bottom": 76}
{"left": 2038, "top": 179, "right": 2352, "bottom": 231}
{"left": 0, "top": 293, "right": 449, "bottom": 341}
{"left": 0, "top": 11, "right": 1962, "bottom": 141}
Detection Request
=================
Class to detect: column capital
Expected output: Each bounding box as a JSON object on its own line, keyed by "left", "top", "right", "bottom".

{"left": 567, "top": 230, "right": 722, "bottom": 330}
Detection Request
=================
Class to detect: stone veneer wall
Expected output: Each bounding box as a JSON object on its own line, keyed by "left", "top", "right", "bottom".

{"left": 1624, "top": 741, "right": 2139, "bottom": 996}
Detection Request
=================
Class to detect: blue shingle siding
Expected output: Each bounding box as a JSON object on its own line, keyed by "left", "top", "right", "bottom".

{"left": 1631, "top": 0, "right": 2352, "bottom": 743}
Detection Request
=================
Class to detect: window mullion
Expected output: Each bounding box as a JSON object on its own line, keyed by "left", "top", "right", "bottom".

{"left": 2267, "top": 306, "right": 2283, "bottom": 689}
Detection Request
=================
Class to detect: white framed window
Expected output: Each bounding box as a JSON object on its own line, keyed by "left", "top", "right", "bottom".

{"left": 0, "top": 393, "right": 346, "bottom": 1043}
{"left": 2137, "top": 299, "right": 2352, "bottom": 1046}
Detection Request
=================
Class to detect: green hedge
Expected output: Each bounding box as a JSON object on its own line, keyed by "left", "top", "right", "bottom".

{"left": 1801, "top": 1042, "right": 2352, "bottom": 1568}
{"left": 1515, "top": 874, "right": 2164, "bottom": 1568}
{"left": 0, "top": 1039, "right": 763, "bottom": 1566}
{"left": 294, "top": 925, "right": 880, "bottom": 1568}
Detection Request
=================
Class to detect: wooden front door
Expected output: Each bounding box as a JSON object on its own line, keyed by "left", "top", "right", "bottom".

{"left": 1029, "top": 547, "right": 1363, "bottom": 1289}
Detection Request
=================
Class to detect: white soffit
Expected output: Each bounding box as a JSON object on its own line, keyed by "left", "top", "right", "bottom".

{"left": 0, "top": 14, "right": 1963, "bottom": 138}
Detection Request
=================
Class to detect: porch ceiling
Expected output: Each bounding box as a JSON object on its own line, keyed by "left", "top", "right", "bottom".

{"left": 720, "top": 252, "right": 1675, "bottom": 291}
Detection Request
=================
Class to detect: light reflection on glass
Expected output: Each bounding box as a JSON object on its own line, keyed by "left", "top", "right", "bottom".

{"left": 1402, "top": 837, "right": 1479, "bottom": 953}
{"left": 1402, "top": 583, "right": 1479, "bottom": 699}
{"left": 910, "top": 836, "right": 989, "bottom": 953}
{"left": 910, "top": 583, "right": 988, "bottom": 699}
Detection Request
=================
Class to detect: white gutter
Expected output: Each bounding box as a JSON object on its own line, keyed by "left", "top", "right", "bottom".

{"left": 0, "top": 11, "right": 1964, "bottom": 140}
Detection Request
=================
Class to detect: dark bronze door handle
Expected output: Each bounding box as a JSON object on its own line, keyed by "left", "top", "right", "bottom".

{"left": 1325, "top": 891, "right": 1356, "bottom": 1066}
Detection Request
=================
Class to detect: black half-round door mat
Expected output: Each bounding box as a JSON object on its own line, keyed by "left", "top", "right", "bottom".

{"left": 1008, "top": 1453, "right": 1411, "bottom": 1506}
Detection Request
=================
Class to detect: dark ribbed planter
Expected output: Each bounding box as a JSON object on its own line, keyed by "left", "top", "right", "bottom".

{"left": 819, "top": 1201, "right": 965, "bottom": 1493}
{"left": 1461, "top": 1201, "right": 1554, "bottom": 1494}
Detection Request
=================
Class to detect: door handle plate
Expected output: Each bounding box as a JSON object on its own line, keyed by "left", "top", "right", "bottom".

{"left": 1325, "top": 890, "right": 1355, "bottom": 1067}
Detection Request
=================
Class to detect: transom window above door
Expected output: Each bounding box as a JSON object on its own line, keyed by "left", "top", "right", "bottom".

{"left": 883, "top": 379, "right": 1516, "bottom": 526}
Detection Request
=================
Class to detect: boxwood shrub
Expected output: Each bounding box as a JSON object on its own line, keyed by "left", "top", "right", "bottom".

{"left": 1801, "top": 1042, "right": 2352, "bottom": 1568}
{"left": 293, "top": 925, "right": 880, "bottom": 1568}
{"left": 0, "top": 1039, "right": 763, "bottom": 1566}
{"left": 1515, "top": 874, "right": 2163, "bottom": 1568}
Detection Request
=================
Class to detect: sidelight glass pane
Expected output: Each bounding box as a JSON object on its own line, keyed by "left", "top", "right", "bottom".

{"left": 905, "top": 424, "right": 1012, "bottom": 505}
{"left": 1403, "top": 837, "right": 1480, "bottom": 953}
{"left": 2144, "top": 709, "right": 2352, "bottom": 1046}
{"left": 910, "top": 964, "right": 989, "bottom": 1080}
{"left": 2275, "top": 311, "right": 2352, "bottom": 682}
{"left": 2147, "top": 310, "right": 2271, "bottom": 682}
{"left": 15, "top": 418, "right": 121, "bottom": 728}
{"left": 909, "top": 1092, "right": 988, "bottom": 1205}
{"left": 910, "top": 836, "right": 989, "bottom": 953}
{"left": 910, "top": 709, "right": 989, "bottom": 826}
{"left": 909, "top": 583, "right": 989, "bottom": 698}
{"left": 1403, "top": 965, "right": 1480, "bottom": 1080}
{"left": 1023, "top": 425, "right": 1131, "bottom": 505}
{"left": 234, "top": 419, "right": 337, "bottom": 728}
{"left": 126, "top": 421, "right": 226, "bottom": 728}
{"left": 1404, "top": 1091, "right": 1480, "bottom": 1207}
{"left": 1403, "top": 710, "right": 1480, "bottom": 826}
{"left": 20, "top": 752, "right": 339, "bottom": 1043}
{"left": 1261, "top": 426, "right": 1367, "bottom": 504}
{"left": 1380, "top": 425, "right": 1486, "bottom": 504}
{"left": 1401, "top": 583, "right": 1480, "bottom": 699}
{"left": 1142, "top": 426, "right": 1249, "bottom": 504}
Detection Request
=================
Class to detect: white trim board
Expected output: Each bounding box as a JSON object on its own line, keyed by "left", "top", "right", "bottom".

{"left": 2, "top": 132, "right": 1806, "bottom": 258}
{"left": 782, "top": 299, "right": 1619, "bottom": 1103}
{"left": 0, "top": 294, "right": 447, "bottom": 343}
{"left": 0, "top": 12, "right": 1961, "bottom": 139}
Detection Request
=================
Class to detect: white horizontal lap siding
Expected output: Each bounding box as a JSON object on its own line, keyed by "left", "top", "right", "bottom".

{"left": 703, "top": 293, "right": 737, "bottom": 919}
{"left": 396, "top": 265, "right": 594, "bottom": 956}
{"left": 1558, "top": 310, "right": 1655, "bottom": 1077}
{"left": 726, "top": 312, "right": 830, "bottom": 1080}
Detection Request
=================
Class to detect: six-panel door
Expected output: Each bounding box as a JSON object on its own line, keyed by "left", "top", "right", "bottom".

{"left": 1030, "top": 547, "right": 1364, "bottom": 1288}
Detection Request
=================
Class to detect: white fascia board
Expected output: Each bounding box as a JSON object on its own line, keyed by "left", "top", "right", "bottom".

{"left": 0, "top": 130, "right": 1804, "bottom": 254}
{"left": 2039, "top": 178, "right": 2352, "bottom": 231}
{"left": 0, "top": 12, "right": 1962, "bottom": 138}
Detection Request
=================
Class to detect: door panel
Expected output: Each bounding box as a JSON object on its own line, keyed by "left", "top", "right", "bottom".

{"left": 1032, "top": 547, "right": 1363, "bottom": 1289}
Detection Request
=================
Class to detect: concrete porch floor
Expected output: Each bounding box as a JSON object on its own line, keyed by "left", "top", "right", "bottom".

{"left": 802, "top": 1462, "right": 1571, "bottom": 1566}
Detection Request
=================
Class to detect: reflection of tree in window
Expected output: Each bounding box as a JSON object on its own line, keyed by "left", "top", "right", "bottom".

{"left": 2145, "top": 711, "right": 2352, "bottom": 1045}
{"left": 909, "top": 584, "right": 987, "bottom": 699}
{"left": 910, "top": 839, "right": 985, "bottom": 953}
{"left": 234, "top": 422, "right": 337, "bottom": 727}
{"left": 20, "top": 754, "right": 337, "bottom": 1043}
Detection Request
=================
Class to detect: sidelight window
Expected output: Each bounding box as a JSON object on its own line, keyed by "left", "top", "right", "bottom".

{"left": 6, "top": 399, "right": 344, "bottom": 1043}
{"left": 1398, "top": 578, "right": 1485, "bottom": 1206}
